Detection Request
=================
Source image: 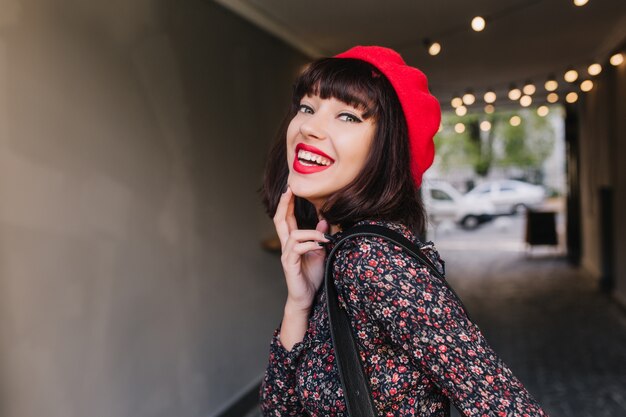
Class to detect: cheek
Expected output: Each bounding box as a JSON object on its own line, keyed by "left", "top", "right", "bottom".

{"left": 349, "top": 131, "right": 375, "bottom": 169}
{"left": 285, "top": 120, "right": 299, "bottom": 156}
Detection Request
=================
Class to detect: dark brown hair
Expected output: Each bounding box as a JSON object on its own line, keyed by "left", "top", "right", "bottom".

{"left": 259, "top": 57, "right": 428, "bottom": 237}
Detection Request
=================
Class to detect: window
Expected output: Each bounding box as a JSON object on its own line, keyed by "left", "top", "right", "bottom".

{"left": 431, "top": 189, "right": 453, "bottom": 201}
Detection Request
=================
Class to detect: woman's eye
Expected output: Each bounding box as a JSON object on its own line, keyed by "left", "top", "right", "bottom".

{"left": 339, "top": 113, "right": 362, "bottom": 123}
{"left": 298, "top": 104, "right": 314, "bottom": 114}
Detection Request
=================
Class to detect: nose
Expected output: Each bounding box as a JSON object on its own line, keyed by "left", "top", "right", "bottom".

{"left": 299, "top": 113, "right": 328, "bottom": 140}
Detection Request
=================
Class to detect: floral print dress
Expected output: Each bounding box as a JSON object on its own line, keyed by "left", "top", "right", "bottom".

{"left": 259, "top": 219, "right": 547, "bottom": 417}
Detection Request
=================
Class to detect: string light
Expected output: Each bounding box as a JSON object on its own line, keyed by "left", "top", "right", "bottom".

{"left": 421, "top": 2, "right": 621, "bottom": 106}
{"left": 566, "top": 92, "right": 579, "bottom": 103}
{"left": 423, "top": 39, "right": 441, "bottom": 56}
{"left": 522, "top": 81, "right": 536, "bottom": 95}
{"left": 580, "top": 80, "right": 594, "bottom": 92}
{"left": 587, "top": 63, "right": 602, "bottom": 76}
{"left": 484, "top": 90, "right": 497, "bottom": 104}
{"left": 537, "top": 106, "right": 549, "bottom": 117}
{"left": 471, "top": 16, "right": 486, "bottom": 32}
{"left": 480, "top": 121, "right": 492, "bottom": 131}
{"left": 462, "top": 90, "right": 476, "bottom": 105}
{"left": 564, "top": 68, "right": 579, "bottom": 83}
{"left": 455, "top": 123, "right": 466, "bottom": 134}
{"left": 510, "top": 116, "right": 521, "bottom": 126}
{"left": 508, "top": 84, "right": 522, "bottom": 100}
{"left": 610, "top": 53, "right": 624, "bottom": 66}
{"left": 545, "top": 75, "right": 558, "bottom": 92}
{"left": 441, "top": 51, "right": 616, "bottom": 112}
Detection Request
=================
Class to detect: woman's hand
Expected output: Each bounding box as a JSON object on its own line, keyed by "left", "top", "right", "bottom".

{"left": 274, "top": 186, "right": 330, "bottom": 313}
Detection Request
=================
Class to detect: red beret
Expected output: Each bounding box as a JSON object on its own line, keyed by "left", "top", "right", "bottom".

{"left": 334, "top": 46, "right": 441, "bottom": 188}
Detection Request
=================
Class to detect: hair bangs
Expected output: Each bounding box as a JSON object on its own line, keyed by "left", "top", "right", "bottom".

{"left": 293, "top": 58, "right": 384, "bottom": 120}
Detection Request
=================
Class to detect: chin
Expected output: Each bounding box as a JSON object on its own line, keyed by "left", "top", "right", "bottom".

{"left": 288, "top": 181, "right": 325, "bottom": 204}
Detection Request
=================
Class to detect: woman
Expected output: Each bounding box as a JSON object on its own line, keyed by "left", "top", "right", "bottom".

{"left": 258, "top": 46, "right": 547, "bottom": 417}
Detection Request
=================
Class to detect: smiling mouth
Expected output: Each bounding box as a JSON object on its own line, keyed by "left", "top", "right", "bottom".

{"left": 297, "top": 150, "right": 333, "bottom": 167}
{"left": 295, "top": 143, "right": 334, "bottom": 166}
{"left": 293, "top": 152, "right": 333, "bottom": 174}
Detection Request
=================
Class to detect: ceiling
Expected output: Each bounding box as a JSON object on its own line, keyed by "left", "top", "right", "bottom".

{"left": 215, "top": 0, "right": 626, "bottom": 109}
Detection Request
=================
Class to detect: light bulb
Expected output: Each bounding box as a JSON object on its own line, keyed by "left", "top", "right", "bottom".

{"left": 451, "top": 97, "right": 463, "bottom": 108}
{"left": 484, "top": 104, "right": 495, "bottom": 114}
{"left": 508, "top": 85, "right": 522, "bottom": 101}
{"left": 520, "top": 95, "right": 532, "bottom": 107}
{"left": 454, "top": 123, "right": 466, "bottom": 134}
{"left": 510, "top": 116, "right": 521, "bottom": 126}
{"left": 580, "top": 80, "right": 594, "bottom": 92}
{"left": 587, "top": 63, "right": 602, "bottom": 76}
{"left": 480, "top": 121, "right": 492, "bottom": 131}
{"left": 484, "top": 90, "right": 496, "bottom": 104}
{"left": 424, "top": 38, "right": 442, "bottom": 56}
{"left": 428, "top": 42, "right": 441, "bottom": 56}
{"left": 545, "top": 78, "right": 558, "bottom": 92}
{"left": 522, "top": 82, "right": 536, "bottom": 95}
{"left": 455, "top": 105, "right": 468, "bottom": 116}
{"left": 573, "top": 0, "right": 589, "bottom": 6}
{"left": 566, "top": 92, "right": 579, "bottom": 103}
{"left": 462, "top": 91, "right": 476, "bottom": 105}
{"left": 610, "top": 53, "right": 624, "bottom": 66}
{"left": 471, "top": 16, "right": 486, "bottom": 32}
{"left": 537, "top": 106, "right": 549, "bottom": 117}
{"left": 547, "top": 92, "right": 559, "bottom": 103}
{"left": 564, "top": 69, "right": 579, "bottom": 83}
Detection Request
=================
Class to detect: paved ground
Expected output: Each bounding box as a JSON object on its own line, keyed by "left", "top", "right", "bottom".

{"left": 251, "top": 213, "right": 626, "bottom": 416}
{"left": 439, "top": 214, "right": 626, "bottom": 417}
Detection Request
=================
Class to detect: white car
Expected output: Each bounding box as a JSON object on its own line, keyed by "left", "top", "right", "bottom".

{"left": 422, "top": 181, "right": 495, "bottom": 229}
{"left": 465, "top": 179, "right": 545, "bottom": 215}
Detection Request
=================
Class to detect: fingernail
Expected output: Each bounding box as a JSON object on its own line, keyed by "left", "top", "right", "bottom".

{"left": 323, "top": 233, "right": 335, "bottom": 242}
{"left": 317, "top": 241, "right": 327, "bottom": 246}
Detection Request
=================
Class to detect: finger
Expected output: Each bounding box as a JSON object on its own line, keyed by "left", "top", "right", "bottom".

{"left": 316, "top": 218, "right": 329, "bottom": 234}
{"left": 285, "top": 186, "right": 299, "bottom": 233}
{"left": 273, "top": 187, "right": 293, "bottom": 248}
{"left": 288, "top": 229, "right": 330, "bottom": 243}
{"left": 283, "top": 241, "right": 325, "bottom": 264}
{"left": 282, "top": 229, "right": 329, "bottom": 263}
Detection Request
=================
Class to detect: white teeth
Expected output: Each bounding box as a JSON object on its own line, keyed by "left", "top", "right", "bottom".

{"left": 297, "top": 149, "right": 332, "bottom": 166}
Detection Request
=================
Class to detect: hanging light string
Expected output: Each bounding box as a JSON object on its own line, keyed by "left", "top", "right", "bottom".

{"left": 443, "top": 47, "right": 625, "bottom": 112}
{"left": 412, "top": 0, "right": 548, "bottom": 56}
{"left": 398, "top": 0, "right": 614, "bottom": 110}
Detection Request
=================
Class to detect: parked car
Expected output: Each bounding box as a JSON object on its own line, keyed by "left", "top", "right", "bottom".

{"left": 422, "top": 180, "right": 495, "bottom": 229}
{"left": 465, "top": 179, "right": 545, "bottom": 215}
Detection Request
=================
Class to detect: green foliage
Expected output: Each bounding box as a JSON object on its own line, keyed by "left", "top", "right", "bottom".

{"left": 434, "top": 107, "right": 557, "bottom": 177}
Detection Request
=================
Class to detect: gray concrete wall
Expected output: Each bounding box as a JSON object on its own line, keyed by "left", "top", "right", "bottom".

{"left": 578, "top": 56, "right": 626, "bottom": 306}
{"left": 0, "top": 1, "right": 306, "bottom": 416}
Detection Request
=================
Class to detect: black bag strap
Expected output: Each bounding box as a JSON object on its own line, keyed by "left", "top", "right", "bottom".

{"left": 325, "top": 224, "right": 470, "bottom": 416}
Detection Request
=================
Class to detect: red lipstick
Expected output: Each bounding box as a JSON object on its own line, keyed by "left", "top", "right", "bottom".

{"left": 293, "top": 143, "right": 334, "bottom": 174}
{"left": 296, "top": 143, "right": 334, "bottom": 161}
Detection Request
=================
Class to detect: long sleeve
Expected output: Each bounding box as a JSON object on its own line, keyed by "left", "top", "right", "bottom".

{"left": 259, "top": 324, "right": 308, "bottom": 417}
{"left": 336, "top": 235, "right": 548, "bottom": 417}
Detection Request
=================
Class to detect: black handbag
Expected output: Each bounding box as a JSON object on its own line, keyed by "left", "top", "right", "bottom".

{"left": 324, "top": 224, "right": 470, "bottom": 416}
